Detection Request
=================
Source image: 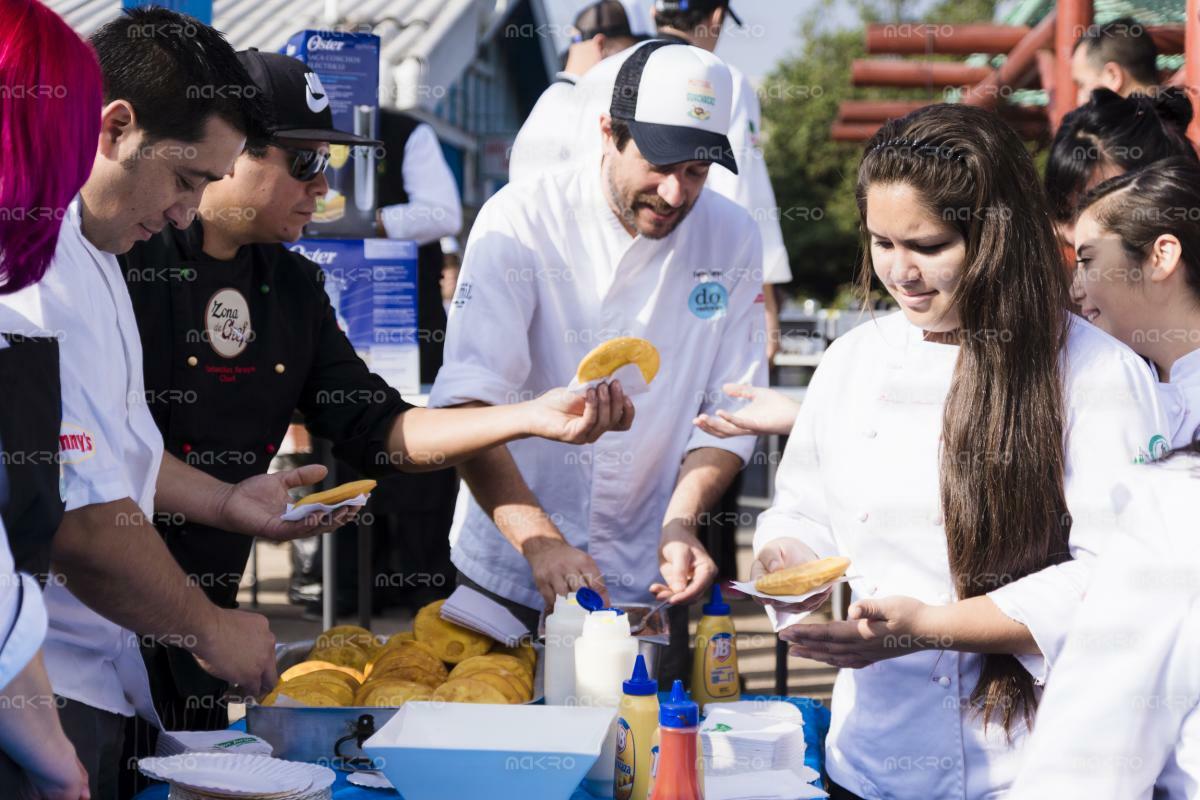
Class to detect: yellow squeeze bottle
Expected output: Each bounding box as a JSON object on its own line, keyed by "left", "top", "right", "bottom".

{"left": 691, "top": 584, "right": 740, "bottom": 711}
{"left": 614, "top": 654, "right": 659, "bottom": 800}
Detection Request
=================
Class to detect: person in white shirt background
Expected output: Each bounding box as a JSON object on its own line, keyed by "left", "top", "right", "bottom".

{"left": 508, "top": 0, "right": 648, "bottom": 183}
{"left": 1070, "top": 157, "right": 1200, "bottom": 448}
{"left": 1008, "top": 447, "right": 1200, "bottom": 799}
{"left": 0, "top": 9, "right": 358, "bottom": 797}
{"left": 748, "top": 104, "right": 1171, "bottom": 800}
{"left": 430, "top": 42, "right": 766, "bottom": 670}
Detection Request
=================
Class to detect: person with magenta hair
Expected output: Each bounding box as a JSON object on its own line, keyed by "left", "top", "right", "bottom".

{"left": 0, "top": 1, "right": 95, "bottom": 797}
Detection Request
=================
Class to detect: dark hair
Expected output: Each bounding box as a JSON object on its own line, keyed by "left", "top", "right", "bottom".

{"left": 1073, "top": 16, "right": 1160, "bottom": 85}
{"left": 857, "top": 105, "right": 1072, "bottom": 736}
{"left": 1045, "top": 87, "right": 1196, "bottom": 222}
{"left": 610, "top": 117, "right": 634, "bottom": 151}
{"left": 88, "top": 7, "right": 270, "bottom": 146}
{"left": 1077, "top": 156, "right": 1200, "bottom": 301}
{"left": 654, "top": 8, "right": 712, "bottom": 32}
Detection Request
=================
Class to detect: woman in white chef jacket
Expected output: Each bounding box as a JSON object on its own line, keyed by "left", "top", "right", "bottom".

{"left": 1070, "top": 156, "right": 1200, "bottom": 449}
{"left": 749, "top": 104, "right": 1172, "bottom": 800}
{"left": 1006, "top": 158, "right": 1200, "bottom": 800}
{"left": 1007, "top": 447, "right": 1200, "bottom": 799}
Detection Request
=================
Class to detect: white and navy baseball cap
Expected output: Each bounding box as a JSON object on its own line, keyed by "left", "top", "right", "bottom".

{"left": 609, "top": 41, "right": 737, "bottom": 173}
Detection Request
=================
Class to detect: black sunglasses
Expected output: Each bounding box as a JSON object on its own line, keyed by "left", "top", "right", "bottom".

{"left": 278, "top": 146, "right": 331, "bottom": 182}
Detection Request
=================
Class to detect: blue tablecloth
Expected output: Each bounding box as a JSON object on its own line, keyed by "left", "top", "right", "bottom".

{"left": 134, "top": 695, "right": 830, "bottom": 799}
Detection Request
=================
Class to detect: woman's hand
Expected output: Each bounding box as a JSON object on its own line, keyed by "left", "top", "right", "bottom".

{"left": 749, "top": 538, "right": 834, "bottom": 614}
{"left": 780, "top": 596, "right": 940, "bottom": 669}
{"left": 693, "top": 384, "right": 800, "bottom": 438}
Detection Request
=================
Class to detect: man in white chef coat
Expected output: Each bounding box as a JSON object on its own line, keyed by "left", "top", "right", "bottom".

{"left": 508, "top": 0, "right": 647, "bottom": 182}
{"left": 431, "top": 43, "right": 766, "bottom": 631}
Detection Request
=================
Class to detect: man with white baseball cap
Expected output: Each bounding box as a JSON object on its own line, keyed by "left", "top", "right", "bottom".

{"left": 431, "top": 43, "right": 765, "bottom": 660}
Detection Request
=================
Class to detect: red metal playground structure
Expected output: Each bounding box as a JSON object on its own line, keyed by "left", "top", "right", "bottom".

{"left": 833, "top": 0, "right": 1200, "bottom": 143}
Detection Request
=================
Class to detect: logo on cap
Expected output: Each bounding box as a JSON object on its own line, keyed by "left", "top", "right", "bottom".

{"left": 304, "top": 72, "right": 329, "bottom": 114}
{"left": 686, "top": 79, "right": 715, "bottom": 122}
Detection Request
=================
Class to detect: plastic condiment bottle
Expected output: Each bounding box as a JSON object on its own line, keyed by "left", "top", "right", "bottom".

{"left": 690, "top": 584, "right": 740, "bottom": 711}
{"left": 614, "top": 654, "right": 659, "bottom": 800}
{"left": 544, "top": 592, "right": 589, "bottom": 706}
{"left": 649, "top": 680, "right": 703, "bottom": 800}
{"left": 576, "top": 607, "right": 640, "bottom": 798}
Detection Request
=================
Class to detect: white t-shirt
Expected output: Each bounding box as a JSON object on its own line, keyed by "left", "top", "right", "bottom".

{"left": 430, "top": 157, "right": 767, "bottom": 609}
{"left": 753, "top": 311, "right": 1172, "bottom": 799}
{"left": 0, "top": 199, "right": 164, "bottom": 722}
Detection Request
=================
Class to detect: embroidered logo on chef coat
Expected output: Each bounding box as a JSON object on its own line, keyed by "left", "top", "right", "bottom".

{"left": 58, "top": 422, "right": 96, "bottom": 464}
{"left": 204, "top": 288, "right": 253, "bottom": 358}
{"left": 689, "top": 281, "right": 728, "bottom": 320}
{"left": 1134, "top": 434, "right": 1172, "bottom": 464}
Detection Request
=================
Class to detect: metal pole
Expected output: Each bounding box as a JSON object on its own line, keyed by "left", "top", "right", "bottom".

{"left": 357, "top": 511, "right": 373, "bottom": 630}
{"left": 315, "top": 438, "right": 337, "bottom": 632}
{"left": 1187, "top": 0, "right": 1200, "bottom": 144}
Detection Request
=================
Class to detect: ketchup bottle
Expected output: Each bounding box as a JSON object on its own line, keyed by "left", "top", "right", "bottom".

{"left": 649, "top": 680, "right": 703, "bottom": 800}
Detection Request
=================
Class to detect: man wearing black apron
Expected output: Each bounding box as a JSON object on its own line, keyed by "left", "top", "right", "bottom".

{"left": 122, "top": 51, "right": 633, "bottom": 736}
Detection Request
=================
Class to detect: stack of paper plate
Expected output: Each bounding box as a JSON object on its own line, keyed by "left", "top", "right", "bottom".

{"left": 138, "top": 753, "right": 335, "bottom": 800}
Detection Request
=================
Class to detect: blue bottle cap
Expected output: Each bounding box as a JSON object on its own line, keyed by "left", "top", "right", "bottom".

{"left": 623, "top": 654, "right": 657, "bottom": 696}
{"left": 575, "top": 587, "right": 605, "bottom": 612}
{"left": 658, "top": 680, "right": 698, "bottom": 728}
{"left": 702, "top": 584, "right": 730, "bottom": 616}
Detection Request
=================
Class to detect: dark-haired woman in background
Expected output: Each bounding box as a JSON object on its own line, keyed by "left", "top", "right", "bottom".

{"left": 1045, "top": 87, "right": 1197, "bottom": 251}
{"left": 1009, "top": 158, "right": 1200, "bottom": 800}
{"left": 1073, "top": 157, "right": 1200, "bottom": 450}
{"left": 748, "top": 104, "right": 1171, "bottom": 799}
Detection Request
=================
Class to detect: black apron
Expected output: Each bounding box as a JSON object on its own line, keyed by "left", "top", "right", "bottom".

{"left": 0, "top": 334, "right": 64, "bottom": 580}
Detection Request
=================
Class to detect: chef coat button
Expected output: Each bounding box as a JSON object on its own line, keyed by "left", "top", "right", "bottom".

{"left": 857, "top": 512, "right": 869, "bottom": 523}
{"left": 863, "top": 429, "right": 877, "bottom": 439}
{"left": 937, "top": 676, "right": 951, "bottom": 688}
{"left": 274, "top": 363, "right": 286, "bottom": 374}
{"left": 187, "top": 356, "right": 198, "bottom": 367}
{"left": 182, "top": 443, "right": 192, "bottom": 454}
{"left": 266, "top": 443, "right": 276, "bottom": 454}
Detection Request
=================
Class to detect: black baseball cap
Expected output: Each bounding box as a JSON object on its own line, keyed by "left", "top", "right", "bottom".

{"left": 237, "top": 49, "right": 381, "bottom": 146}
{"left": 655, "top": 0, "right": 743, "bottom": 27}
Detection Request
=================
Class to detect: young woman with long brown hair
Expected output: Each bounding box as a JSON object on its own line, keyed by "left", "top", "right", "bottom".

{"left": 750, "top": 103, "right": 1172, "bottom": 799}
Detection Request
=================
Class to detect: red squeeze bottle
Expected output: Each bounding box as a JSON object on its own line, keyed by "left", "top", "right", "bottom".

{"left": 649, "top": 680, "right": 703, "bottom": 800}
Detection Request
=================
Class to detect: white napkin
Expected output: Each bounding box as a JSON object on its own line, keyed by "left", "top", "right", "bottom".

{"left": 705, "top": 769, "right": 828, "bottom": 800}
{"left": 567, "top": 361, "right": 650, "bottom": 397}
{"left": 279, "top": 493, "right": 369, "bottom": 522}
{"left": 440, "top": 584, "right": 530, "bottom": 646}
{"left": 153, "top": 730, "right": 273, "bottom": 757}
{"left": 729, "top": 575, "right": 861, "bottom": 632}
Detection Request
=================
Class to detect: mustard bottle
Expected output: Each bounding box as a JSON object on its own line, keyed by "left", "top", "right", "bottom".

{"left": 614, "top": 654, "right": 659, "bottom": 800}
{"left": 691, "top": 584, "right": 740, "bottom": 711}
